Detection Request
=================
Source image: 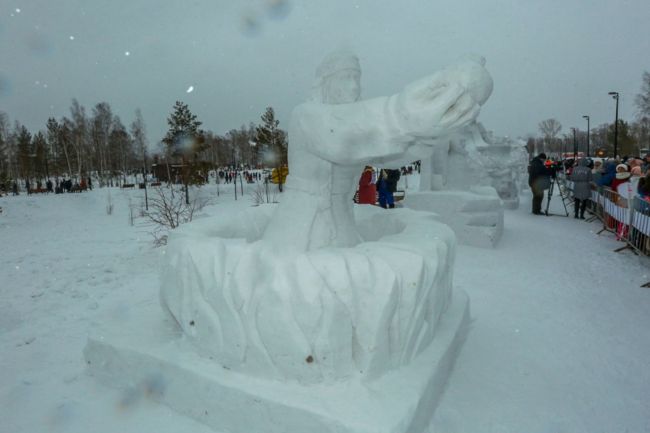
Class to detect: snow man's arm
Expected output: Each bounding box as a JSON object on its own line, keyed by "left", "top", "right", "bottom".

{"left": 291, "top": 73, "right": 481, "bottom": 166}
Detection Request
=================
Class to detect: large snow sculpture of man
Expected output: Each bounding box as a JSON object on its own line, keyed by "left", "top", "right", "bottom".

{"left": 160, "top": 51, "right": 491, "bottom": 385}
{"left": 261, "top": 51, "right": 487, "bottom": 252}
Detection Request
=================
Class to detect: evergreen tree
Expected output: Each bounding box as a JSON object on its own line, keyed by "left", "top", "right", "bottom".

{"left": 32, "top": 131, "right": 48, "bottom": 179}
{"left": 162, "top": 101, "right": 204, "bottom": 203}
{"left": 46, "top": 118, "right": 61, "bottom": 176}
{"left": 608, "top": 120, "right": 636, "bottom": 157}
{"left": 162, "top": 101, "right": 203, "bottom": 159}
{"left": 255, "top": 107, "right": 287, "bottom": 165}
{"left": 16, "top": 125, "right": 32, "bottom": 179}
{"left": 255, "top": 106, "right": 288, "bottom": 189}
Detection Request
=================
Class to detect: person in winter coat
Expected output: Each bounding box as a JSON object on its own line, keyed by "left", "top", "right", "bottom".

{"left": 376, "top": 169, "right": 389, "bottom": 208}
{"left": 528, "top": 152, "right": 551, "bottom": 215}
{"left": 375, "top": 169, "right": 396, "bottom": 208}
{"left": 596, "top": 160, "right": 617, "bottom": 187}
{"left": 357, "top": 166, "right": 377, "bottom": 204}
{"left": 591, "top": 160, "right": 603, "bottom": 184}
{"left": 569, "top": 158, "right": 593, "bottom": 219}
{"left": 637, "top": 171, "right": 650, "bottom": 198}
{"left": 629, "top": 166, "right": 643, "bottom": 196}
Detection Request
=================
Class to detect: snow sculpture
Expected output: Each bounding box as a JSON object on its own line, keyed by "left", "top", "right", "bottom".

{"left": 393, "top": 57, "right": 507, "bottom": 247}
{"left": 85, "top": 51, "right": 489, "bottom": 433}
{"left": 161, "top": 51, "right": 485, "bottom": 382}
{"left": 478, "top": 132, "right": 529, "bottom": 209}
{"left": 430, "top": 123, "right": 528, "bottom": 206}
{"left": 260, "top": 50, "right": 486, "bottom": 253}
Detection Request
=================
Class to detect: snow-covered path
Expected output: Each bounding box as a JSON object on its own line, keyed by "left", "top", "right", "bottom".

{"left": 1, "top": 186, "right": 649, "bottom": 433}
{"left": 435, "top": 192, "right": 650, "bottom": 433}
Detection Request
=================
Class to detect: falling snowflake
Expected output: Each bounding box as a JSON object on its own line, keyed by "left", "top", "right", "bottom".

{"left": 186, "top": 86, "right": 194, "bottom": 93}
{"left": 124, "top": 51, "right": 130, "bottom": 56}
{"left": 15, "top": 8, "right": 21, "bottom": 13}
{"left": 69, "top": 35, "right": 75, "bottom": 40}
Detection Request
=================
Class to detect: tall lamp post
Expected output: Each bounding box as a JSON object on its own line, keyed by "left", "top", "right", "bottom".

{"left": 608, "top": 91, "right": 619, "bottom": 159}
{"left": 582, "top": 115, "right": 590, "bottom": 157}
{"left": 571, "top": 127, "right": 577, "bottom": 159}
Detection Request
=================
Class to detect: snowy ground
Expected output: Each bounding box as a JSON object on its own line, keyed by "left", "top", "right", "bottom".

{"left": 1, "top": 179, "right": 649, "bottom": 433}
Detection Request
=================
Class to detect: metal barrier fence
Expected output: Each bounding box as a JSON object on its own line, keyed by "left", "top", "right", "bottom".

{"left": 588, "top": 183, "right": 650, "bottom": 256}
{"left": 563, "top": 179, "right": 650, "bottom": 287}
{"left": 588, "top": 184, "right": 604, "bottom": 222}
{"left": 628, "top": 195, "right": 650, "bottom": 255}
{"left": 599, "top": 187, "right": 628, "bottom": 239}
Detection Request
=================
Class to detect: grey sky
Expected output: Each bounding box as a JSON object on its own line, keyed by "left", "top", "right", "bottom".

{"left": 1, "top": 0, "right": 649, "bottom": 146}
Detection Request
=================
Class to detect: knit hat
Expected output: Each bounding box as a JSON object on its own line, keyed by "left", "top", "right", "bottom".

{"left": 628, "top": 158, "right": 642, "bottom": 168}
{"left": 616, "top": 163, "right": 628, "bottom": 172}
{"left": 538, "top": 153, "right": 547, "bottom": 160}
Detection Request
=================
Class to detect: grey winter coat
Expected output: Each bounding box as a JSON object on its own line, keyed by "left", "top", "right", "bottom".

{"left": 570, "top": 159, "right": 593, "bottom": 200}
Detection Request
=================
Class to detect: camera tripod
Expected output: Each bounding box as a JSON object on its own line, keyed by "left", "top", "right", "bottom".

{"left": 544, "top": 175, "right": 572, "bottom": 217}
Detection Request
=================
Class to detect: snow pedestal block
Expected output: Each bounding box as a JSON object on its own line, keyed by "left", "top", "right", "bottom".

{"left": 404, "top": 188, "right": 504, "bottom": 248}
{"left": 83, "top": 289, "right": 469, "bottom": 433}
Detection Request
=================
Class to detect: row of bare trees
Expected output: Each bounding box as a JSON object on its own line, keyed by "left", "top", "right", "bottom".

{"left": 0, "top": 100, "right": 147, "bottom": 187}
{"left": 529, "top": 117, "right": 650, "bottom": 158}
{"left": 0, "top": 101, "right": 288, "bottom": 188}
{"left": 529, "top": 71, "right": 650, "bottom": 159}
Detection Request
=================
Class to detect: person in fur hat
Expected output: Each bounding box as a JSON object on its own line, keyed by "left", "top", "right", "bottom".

{"left": 610, "top": 163, "right": 631, "bottom": 191}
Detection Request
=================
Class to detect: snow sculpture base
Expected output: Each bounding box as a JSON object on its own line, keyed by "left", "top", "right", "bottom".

{"left": 83, "top": 289, "right": 469, "bottom": 433}
{"left": 405, "top": 189, "right": 504, "bottom": 248}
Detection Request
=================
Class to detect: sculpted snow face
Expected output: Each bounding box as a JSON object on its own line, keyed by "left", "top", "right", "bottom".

{"left": 262, "top": 51, "right": 493, "bottom": 252}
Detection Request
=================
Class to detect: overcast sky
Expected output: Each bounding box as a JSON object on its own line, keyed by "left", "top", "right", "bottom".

{"left": 1, "top": 0, "right": 649, "bottom": 146}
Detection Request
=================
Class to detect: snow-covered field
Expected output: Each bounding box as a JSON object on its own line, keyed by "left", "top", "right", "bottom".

{"left": 1, "top": 179, "right": 649, "bottom": 433}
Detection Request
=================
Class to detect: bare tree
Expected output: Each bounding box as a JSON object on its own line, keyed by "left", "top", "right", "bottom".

{"left": 635, "top": 71, "right": 650, "bottom": 119}
{"left": 69, "top": 99, "right": 89, "bottom": 179}
{"left": 91, "top": 102, "right": 113, "bottom": 186}
{"left": 538, "top": 118, "right": 562, "bottom": 154}
{"left": 142, "top": 185, "right": 209, "bottom": 245}
{"left": 0, "top": 112, "right": 10, "bottom": 179}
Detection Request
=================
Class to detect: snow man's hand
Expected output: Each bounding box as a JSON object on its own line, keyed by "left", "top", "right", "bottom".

{"left": 394, "top": 72, "right": 480, "bottom": 138}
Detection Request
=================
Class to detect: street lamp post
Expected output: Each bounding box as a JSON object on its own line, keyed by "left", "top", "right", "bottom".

{"left": 582, "top": 115, "right": 590, "bottom": 157}
{"left": 608, "top": 91, "right": 619, "bottom": 159}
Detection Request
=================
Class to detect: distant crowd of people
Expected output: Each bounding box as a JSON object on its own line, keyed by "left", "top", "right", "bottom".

{"left": 216, "top": 169, "right": 263, "bottom": 184}
{"left": 528, "top": 152, "right": 650, "bottom": 219}
{"left": 0, "top": 177, "right": 92, "bottom": 196}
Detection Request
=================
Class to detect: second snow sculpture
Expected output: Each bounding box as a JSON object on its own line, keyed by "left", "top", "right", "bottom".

{"left": 397, "top": 57, "right": 520, "bottom": 247}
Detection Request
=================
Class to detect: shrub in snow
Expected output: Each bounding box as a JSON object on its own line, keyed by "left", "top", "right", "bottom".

{"left": 143, "top": 185, "right": 209, "bottom": 245}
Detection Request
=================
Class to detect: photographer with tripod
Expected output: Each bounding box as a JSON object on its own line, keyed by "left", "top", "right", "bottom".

{"left": 528, "top": 153, "right": 552, "bottom": 215}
